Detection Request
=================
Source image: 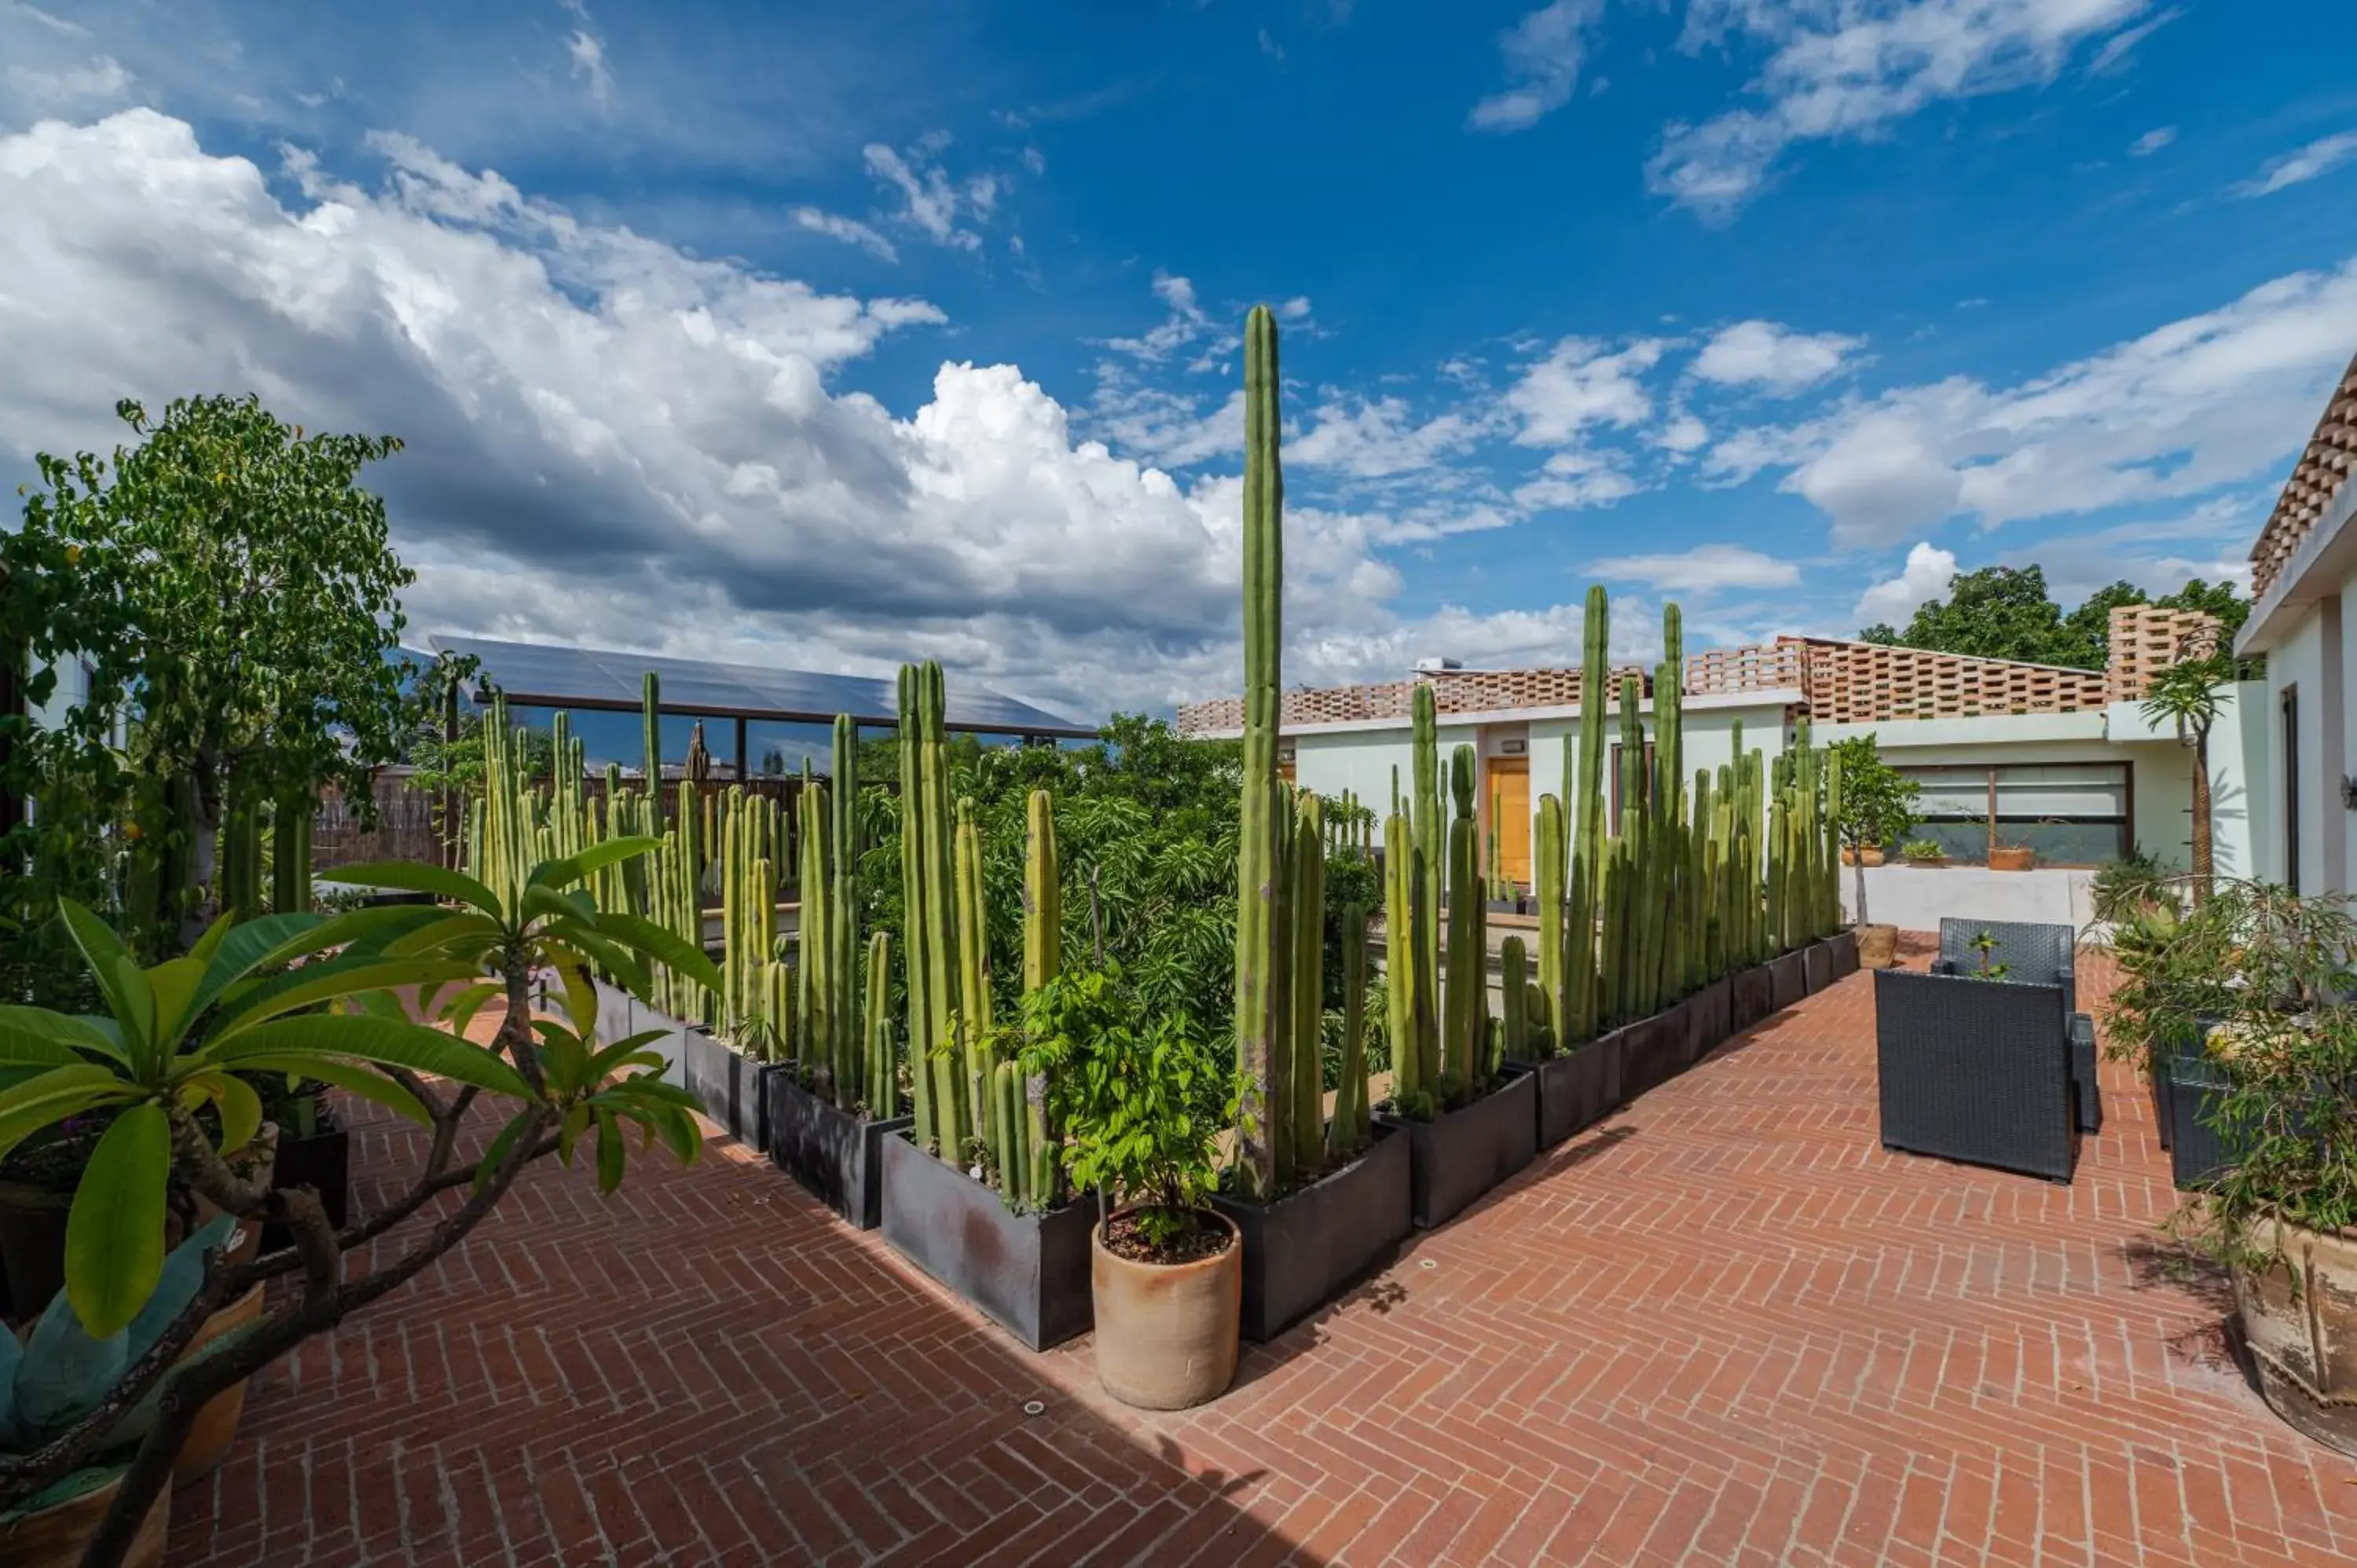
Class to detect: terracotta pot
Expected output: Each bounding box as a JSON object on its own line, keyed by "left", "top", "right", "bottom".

{"left": 173, "top": 1284, "right": 268, "bottom": 1482}
{"left": 1856, "top": 924, "right": 1900, "bottom": 970}
{"left": 0, "top": 1471, "right": 169, "bottom": 1568}
{"left": 1840, "top": 846, "right": 1886, "bottom": 867}
{"left": 1090, "top": 1209, "right": 1240, "bottom": 1411}
{"left": 2235, "top": 1218, "right": 2357, "bottom": 1457}
{"left": 1988, "top": 846, "right": 2034, "bottom": 871}
{"left": 1904, "top": 855, "right": 1945, "bottom": 869}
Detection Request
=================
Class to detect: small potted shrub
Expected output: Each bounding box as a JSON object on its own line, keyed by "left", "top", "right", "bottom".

{"left": 1901, "top": 838, "right": 1946, "bottom": 868}
{"left": 1021, "top": 967, "right": 1241, "bottom": 1410}
{"left": 1831, "top": 735, "right": 1919, "bottom": 970}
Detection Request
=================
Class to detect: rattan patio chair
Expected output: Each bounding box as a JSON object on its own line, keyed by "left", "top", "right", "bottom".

{"left": 1933, "top": 918, "right": 2101, "bottom": 1134}
{"left": 1875, "top": 967, "right": 2077, "bottom": 1182}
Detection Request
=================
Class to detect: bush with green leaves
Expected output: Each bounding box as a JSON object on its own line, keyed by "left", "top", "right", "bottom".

{"left": 1017, "top": 965, "right": 1238, "bottom": 1255}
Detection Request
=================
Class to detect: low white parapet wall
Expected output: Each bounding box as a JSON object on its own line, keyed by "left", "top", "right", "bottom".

{"left": 1842, "top": 865, "right": 2097, "bottom": 936}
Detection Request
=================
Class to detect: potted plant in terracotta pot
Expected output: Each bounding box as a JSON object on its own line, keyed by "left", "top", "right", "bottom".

{"left": 1020, "top": 966, "right": 1242, "bottom": 1412}
{"left": 2100, "top": 881, "right": 2357, "bottom": 1456}
{"left": 1830, "top": 735, "right": 1918, "bottom": 970}
{"left": 1901, "top": 839, "right": 1946, "bottom": 869}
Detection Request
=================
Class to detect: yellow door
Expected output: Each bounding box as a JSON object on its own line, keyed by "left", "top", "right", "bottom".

{"left": 1486, "top": 758, "right": 1530, "bottom": 890}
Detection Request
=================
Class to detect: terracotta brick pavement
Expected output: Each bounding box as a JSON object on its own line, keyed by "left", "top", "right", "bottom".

{"left": 170, "top": 952, "right": 2357, "bottom": 1566}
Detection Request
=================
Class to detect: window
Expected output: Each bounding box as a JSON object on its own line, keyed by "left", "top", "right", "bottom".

{"left": 1896, "top": 762, "right": 2130, "bottom": 867}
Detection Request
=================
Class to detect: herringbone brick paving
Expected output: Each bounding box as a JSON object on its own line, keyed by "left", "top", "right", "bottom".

{"left": 170, "top": 947, "right": 2357, "bottom": 1565}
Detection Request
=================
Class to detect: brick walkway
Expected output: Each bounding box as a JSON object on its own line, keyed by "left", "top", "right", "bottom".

{"left": 171, "top": 953, "right": 2357, "bottom": 1566}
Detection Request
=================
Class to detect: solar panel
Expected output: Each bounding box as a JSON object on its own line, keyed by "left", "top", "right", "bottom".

{"left": 427, "top": 636, "right": 1094, "bottom": 736}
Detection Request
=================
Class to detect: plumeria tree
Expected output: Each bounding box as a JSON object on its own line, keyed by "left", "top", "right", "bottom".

{"left": 2142, "top": 642, "right": 2238, "bottom": 907}
{"left": 0, "top": 838, "right": 717, "bottom": 1565}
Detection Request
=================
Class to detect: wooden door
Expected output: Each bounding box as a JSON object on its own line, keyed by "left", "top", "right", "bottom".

{"left": 1486, "top": 757, "right": 1531, "bottom": 889}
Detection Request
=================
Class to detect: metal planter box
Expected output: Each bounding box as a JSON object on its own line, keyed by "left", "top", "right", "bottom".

{"left": 680, "top": 1028, "right": 777, "bottom": 1150}
{"left": 1731, "top": 964, "right": 1774, "bottom": 1031}
{"left": 1210, "top": 1124, "right": 1412, "bottom": 1343}
{"left": 1769, "top": 951, "right": 1809, "bottom": 1012}
{"left": 1802, "top": 941, "right": 1835, "bottom": 995}
{"left": 879, "top": 1134, "right": 1098, "bottom": 1350}
{"left": 1692, "top": 977, "right": 1732, "bottom": 1059}
{"left": 763, "top": 1073, "right": 914, "bottom": 1230}
{"left": 1376, "top": 1068, "right": 1538, "bottom": 1229}
{"left": 1618, "top": 1009, "right": 1686, "bottom": 1100}
{"left": 1509, "top": 1034, "right": 1624, "bottom": 1149}
{"left": 1827, "top": 929, "right": 1860, "bottom": 980}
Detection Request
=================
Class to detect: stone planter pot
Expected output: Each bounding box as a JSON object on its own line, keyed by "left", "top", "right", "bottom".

{"left": 1769, "top": 950, "right": 1808, "bottom": 1012}
{"left": 174, "top": 1284, "right": 267, "bottom": 1482}
{"left": 1857, "top": 924, "right": 1899, "bottom": 969}
{"left": 1376, "top": 1068, "right": 1538, "bottom": 1229}
{"left": 1803, "top": 941, "right": 1835, "bottom": 995}
{"left": 2234, "top": 1219, "right": 2357, "bottom": 1458}
{"left": 0, "top": 1471, "right": 169, "bottom": 1568}
{"left": 1510, "top": 1034, "right": 1624, "bottom": 1149}
{"left": 1210, "top": 1124, "right": 1410, "bottom": 1343}
{"left": 1618, "top": 1010, "right": 1686, "bottom": 1101}
{"left": 681, "top": 1028, "right": 778, "bottom": 1149}
{"left": 262, "top": 1124, "right": 350, "bottom": 1255}
{"left": 764, "top": 1073, "right": 914, "bottom": 1230}
{"left": 1692, "top": 978, "right": 1732, "bottom": 1058}
{"left": 879, "top": 1134, "right": 1097, "bottom": 1350}
{"left": 1731, "top": 964, "right": 1774, "bottom": 1031}
{"left": 1091, "top": 1210, "right": 1241, "bottom": 1410}
{"left": 1827, "top": 929, "right": 1860, "bottom": 979}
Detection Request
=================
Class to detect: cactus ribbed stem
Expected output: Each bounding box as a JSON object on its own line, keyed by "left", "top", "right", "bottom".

{"left": 1231, "top": 303, "right": 1287, "bottom": 1200}
{"left": 1289, "top": 791, "right": 1325, "bottom": 1177}
{"left": 1445, "top": 745, "right": 1481, "bottom": 1093}
{"left": 1328, "top": 902, "right": 1369, "bottom": 1159}
{"left": 1535, "top": 792, "right": 1564, "bottom": 1053}
{"left": 1501, "top": 936, "right": 1528, "bottom": 1064}
{"left": 866, "top": 931, "right": 897, "bottom": 1119}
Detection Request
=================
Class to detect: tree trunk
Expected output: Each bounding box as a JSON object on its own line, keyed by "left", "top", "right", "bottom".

{"left": 2190, "top": 729, "right": 2214, "bottom": 907}
{"left": 1851, "top": 852, "right": 1868, "bottom": 927}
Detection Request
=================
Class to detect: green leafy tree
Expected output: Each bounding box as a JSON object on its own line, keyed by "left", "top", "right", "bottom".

{"left": 1857, "top": 565, "right": 2249, "bottom": 672}
{"left": 1827, "top": 735, "right": 1919, "bottom": 925}
{"left": 2141, "top": 644, "right": 2238, "bottom": 906}
{"left": 2055, "top": 581, "right": 2152, "bottom": 671}
{"left": 6, "top": 396, "right": 417, "bottom": 951}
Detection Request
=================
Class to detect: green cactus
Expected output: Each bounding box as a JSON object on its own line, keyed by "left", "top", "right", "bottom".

{"left": 1383, "top": 809, "right": 1417, "bottom": 1107}
{"left": 1501, "top": 935, "right": 1528, "bottom": 1063}
{"left": 955, "top": 795, "right": 994, "bottom": 1153}
{"left": 1445, "top": 744, "right": 1483, "bottom": 1094}
{"left": 271, "top": 786, "right": 312, "bottom": 915}
{"left": 1230, "top": 303, "right": 1287, "bottom": 1200}
{"left": 1569, "top": 584, "right": 1609, "bottom": 1042}
{"left": 898, "top": 662, "right": 962, "bottom": 1156}
{"left": 1534, "top": 791, "right": 1565, "bottom": 1054}
{"left": 1288, "top": 790, "right": 1325, "bottom": 1181}
{"left": 866, "top": 930, "right": 898, "bottom": 1119}
{"left": 1327, "top": 901, "right": 1371, "bottom": 1159}
{"left": 830, "top": 714, "right": 860, "bottom": 1093}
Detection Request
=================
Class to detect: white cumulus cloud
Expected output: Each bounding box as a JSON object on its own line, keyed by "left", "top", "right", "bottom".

{"left": 1591, "top": 544, "right": 1801, "bottom": 594}
{"left": 1692, "top": 320, "right": 1862, "bottom": 393}
{"left": 1853, "top": 542, "right": 1958, "bottom": 628}
{"left": 1468, "top": 0, "right": 1607, "bottom": 133}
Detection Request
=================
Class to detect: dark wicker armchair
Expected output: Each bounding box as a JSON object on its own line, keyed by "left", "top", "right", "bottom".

{"left": 1875, "top": 968, "right": 2078, "bottom": 1182}
{"left": 1933, "top": 918, "right": 2101, "bottom": 1134}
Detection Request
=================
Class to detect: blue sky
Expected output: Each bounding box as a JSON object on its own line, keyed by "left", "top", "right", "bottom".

{"left": 2, "top": 1, "right": 2353, "bottom": 722}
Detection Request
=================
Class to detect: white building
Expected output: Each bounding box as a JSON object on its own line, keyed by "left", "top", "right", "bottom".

{"left": 1179, "top": 606, "right": 2250, "bottom": 931}
{"left": 2238, "top": 350, "right": 2357, "bottom": 896}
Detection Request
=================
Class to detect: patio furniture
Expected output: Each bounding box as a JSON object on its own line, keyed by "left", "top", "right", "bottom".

{"left": 1875, "top": 968, "right": 2078, "bottom": 1182}
{"left": 1934, "top": 918, "right": 2102, "bottom": 1134}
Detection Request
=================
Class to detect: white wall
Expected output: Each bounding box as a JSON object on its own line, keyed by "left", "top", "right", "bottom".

{"left": 1292, "top": 723, "right": 1479, "bottom": 817}
{"left": 2261, "top": 610, "right": 2326, "bottom": 892}
{"left": 1842, "top": 866, "right": 2095, "bottom": 932}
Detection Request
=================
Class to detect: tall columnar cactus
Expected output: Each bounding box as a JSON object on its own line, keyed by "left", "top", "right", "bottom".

{"left": 1501, "top": 936, "right": 1529, "bottom": 1063}
{"left": 1444, "top": 745, "right": 1483, "bottom": 1090}
{"left": 1019, "top": 787, "right": 1061, "bottom": 1205}
{"left": 954, "top": 795, "right": 994, "bottom": 1152}
{"left": 1383, "top": 808, "right": 1418, "bottom": 1106}
{"left": 830, "top": 714, "right": 860, "bottom": 1093}
{"left": 1327, "top": 902, "right": 1371, "bottom": 1159}
{"left": 642, "top": 672, "right": 662, "bottom": 792}
{"left": 1569, "top": 584, "right": 1610, "bottom": 1041}
{"left": 1231, "top": 303, "right": 1287, "bottom": 1200}
{"left": 270, "top": 787, "right": 312, "bottom": 915}
{"left": 1288, "top": 790, "right": 1325, "bottom": 1183}
{"left": 797, "top": 768, "right": 830, "bottom": 1069}
{"left": 1408, "top": 684, "right": 1443, "bottom": 1091}
{"left": 1534, "top": 792, "right": 1565, "bottom": 1053}
{"left": 898, "top": 662, "right": 961, "bottom": 1156}
{"left": 866, "top": 930, "right": 898, "bottom": 1119}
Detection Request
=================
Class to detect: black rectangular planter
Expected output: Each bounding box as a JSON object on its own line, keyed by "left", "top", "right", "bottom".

{"left": 1732, "top": 964, "right": 1774, "bottom": 1031}
{"left": 1618, "top": 1011, "right": 1685, "bottom": 1100}
{"left": 1802, "top": 941, "right": 1835, "bottom": 995}
{"left": 2163, "top": 1055, "right": 2238, "bottom": 1191}
{"left": 1509, "top": 1033, "right": 1625, "bottom": 1150}
{"left": 1376, "top": 1068, "right": 1538, "bottom": 1229}
{"left": 681, "top": 1028, "right": 778, "bottom": 1149}
{"left": 1210, "top": 1123, "right": 1411, "bottom": 1342}
{"left": 1769, "top": 951, "right": 1809, "bottom": 1011}
{"left": 879, "top": 1134, "right": 1098, "bottom": 1350}
{"left": 1692, "top": 977, "right": 1732, "bottom": 1059}
{"left": 762, "top": 1073, "right": 914, "bottom": 1229}
{"left": 262, "top": 1127, "right": 350, "bottom": 1254}
{"left": 1827, "top": 930, "right": 1860, "bottom": 980}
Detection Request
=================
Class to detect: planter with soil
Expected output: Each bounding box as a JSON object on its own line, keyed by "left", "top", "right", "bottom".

{"left": 764, "top": 1072, "right": 915, "bottom": 1230}
{"left": 680, "top": 1028, "right": 779, "bottom": 1150}
{"left": 0, "top": 1471, "right": 170, "bottom": 1568}
{"left": 1802, "top": 940, "right": 1835, "bottom": 995}
{"left": 1091, "top": 1209, "right": 1241, "bottom": 1410}
{"left": 1827, "top": 929, "right": 1860, "bottom": 979}
{"left": 2234, "top": 1218, "right": 2357, "bottom": 1458}
{"left": 1857, "top": 924, "right": 1899, "bottom": 969}
{"left": 1508, "top": 1034, "right": 1625, "bottom": 1149}
{"left": 1842, "top": 846, "right": 1886, "bottom": 867}
{"left": 1618, "top": 1009, "right": 1688, "bottom": 1100}
{"left": 1988, "top": 846, "right": 2035, "bottom": 872}
{"left": 1374, "top": 1068, "right": 1538, "bottom": 1229}
{"left": 1769, "top": 949, "right": 1808, "bottom": 1012}
{"left": 1692, "top": 977, "right": 1732, "bottom": 1059}
{"left": 1731, "top": 963, "right": 1775, "bottom": 1031}
{"left": 879, "top": 1134, "right": 1098, "bottom": 1350}
{"left": 1209, "top": 1124, "right": 1410, "bottom": 1343}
